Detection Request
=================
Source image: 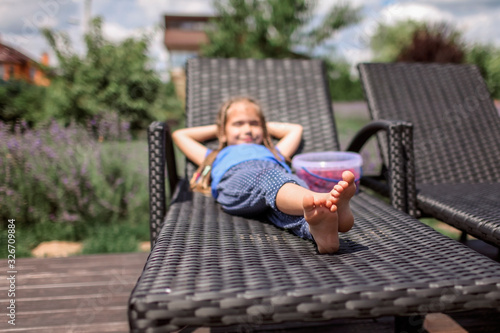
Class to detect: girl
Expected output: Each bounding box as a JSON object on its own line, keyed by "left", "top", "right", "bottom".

{"left": 172, "top": 96, "right": 356, "bottom": 254}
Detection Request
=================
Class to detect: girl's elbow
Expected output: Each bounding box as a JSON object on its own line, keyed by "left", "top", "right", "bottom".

{"left": 171, "top": 129, "right": 179, "bottom": 140}
{"left": 171, "top": 129, "right": 185, "bottom": 145}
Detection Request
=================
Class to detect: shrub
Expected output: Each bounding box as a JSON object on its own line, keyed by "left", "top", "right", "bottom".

{"left": 0, "top": 116, "right": 148, "bottom": 235}
{"left": 0, "top": 80, "right": 48, "bottom": 126}
{"left": 397, "top": 22, "right": 465, "bottom": 63}
{"left": 466, "top": 44, "right": 500, "bottom": 99}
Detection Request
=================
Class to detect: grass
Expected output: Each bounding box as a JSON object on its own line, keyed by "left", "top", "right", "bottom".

{"left": 420, "top": 218, "right": 462, "bottom": 241}
{"left": 81, "top": 221, "right": 150, "bottom": 254}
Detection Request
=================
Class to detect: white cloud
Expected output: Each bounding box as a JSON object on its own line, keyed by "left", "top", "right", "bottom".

{"left": 137, "top": 0, "right": 214, "bottom": 19}
{"left": 102, "top": 22, "right": 136, "bottom": 41}
{"left": 380, "top": 2, "right": 455, "bottom": 24}
{"left": 458, "top": 10, "right": 500, "bottom": 47}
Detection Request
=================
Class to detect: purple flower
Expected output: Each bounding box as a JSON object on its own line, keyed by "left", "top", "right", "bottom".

{"left": 7, "top": 138, "right": 19, "bottom": 150}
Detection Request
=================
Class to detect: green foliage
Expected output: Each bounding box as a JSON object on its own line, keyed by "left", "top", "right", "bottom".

{"left": 466, "top": 44, "right": 500, "bottom": 99}
{"left": 1, "top": 119, "right": 150, "bottom": 258}
{"left": 324, "top": 60, "right": 363, "bottom": 101}
{"left": 1, "top": 120, "right": 148, "bottom": 232}
{"left": 149, "top": 80, "right": 185, "bottom": 128}
{"left": 81, "top": 222, "right": 149, "bottom": 254}
{"left": 370, "top": 19, "right": 425, "bottom": 62}
{"left": 0, "top": 80, "right": 48, "bottom": 126}
{"left": 202, "top": 0, "right": 362, "bottom": 59}
{"left": 42, "top": 17, "right": 177, "bottom": 129}
{"left": 0, "top": 17, "right": 183, "bottom": 130}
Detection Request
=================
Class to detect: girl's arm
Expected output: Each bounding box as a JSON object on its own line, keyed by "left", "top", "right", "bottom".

{"left": 172, "top": 125, "right": 218, "bottom": 166}
{"left": 267, "top": 122, "right": 303, "bottom": 159}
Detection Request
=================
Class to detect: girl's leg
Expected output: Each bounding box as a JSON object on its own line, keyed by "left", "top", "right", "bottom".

{"left": 275, "top": 171, "right": 356, "bottom": 254}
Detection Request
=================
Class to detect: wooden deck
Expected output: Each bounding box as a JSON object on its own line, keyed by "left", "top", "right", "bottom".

{"left": 1, "top": 250, "right": 499, "bottom": 333}
{"left": 0, "top": 252, "right": 148, "bottom": 332}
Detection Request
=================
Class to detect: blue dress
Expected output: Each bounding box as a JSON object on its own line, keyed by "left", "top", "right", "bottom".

{"left": 212, "top": 144, "right": 313, "bottom": 241}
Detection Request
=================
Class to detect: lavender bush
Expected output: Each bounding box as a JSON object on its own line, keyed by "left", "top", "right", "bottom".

{"left": 0, "top": 115, "right": 148, "bottom": 232}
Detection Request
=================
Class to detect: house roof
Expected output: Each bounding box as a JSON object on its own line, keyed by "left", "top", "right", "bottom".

{"left": 0, "top": 42, "right": 34, "bottom": 64}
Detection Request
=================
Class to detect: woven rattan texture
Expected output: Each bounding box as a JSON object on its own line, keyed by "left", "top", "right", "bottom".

{"left": 358, "top": 62, "right": 500, "bottom": 185}
{"left": 129, "top": 182, "right": 500, "bottom": 331}
{"left": 418, "top": 183, "right": 500, "bottom": 245}
{"left": 358, "top": 63, "right": 500, "bottom": 245}
{"left": 148, "top": 122, "right": 167, "bottom": 246}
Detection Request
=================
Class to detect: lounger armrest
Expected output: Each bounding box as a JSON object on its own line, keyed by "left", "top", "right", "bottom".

{"left": 346, "top": 120, "right": 418, "bottom": 217}
{"left": 148, "top": 121, "right": 179, "bottom": 247}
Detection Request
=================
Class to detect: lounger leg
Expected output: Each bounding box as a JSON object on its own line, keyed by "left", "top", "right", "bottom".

{"left": 394, "top": 315, "right": 425, "bottom": 333}
{"left": 459, "top": 231, "right": 468, "bottom": 243}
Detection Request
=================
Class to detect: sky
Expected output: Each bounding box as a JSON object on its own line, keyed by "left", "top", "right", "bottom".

{"left": 1, "top": 0, "right": 499, "bottom": 79}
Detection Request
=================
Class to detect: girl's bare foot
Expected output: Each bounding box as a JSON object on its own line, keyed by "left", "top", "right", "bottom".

{"left": 330, "top": 171, "right": 356, "bottom": 232}
{"left": 303, "top": 194, "right": 339, "bottom": 254}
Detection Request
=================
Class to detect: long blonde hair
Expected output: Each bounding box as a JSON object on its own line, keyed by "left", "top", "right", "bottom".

{"left": 190, "top": 96, "right": 284, "bottom": 194}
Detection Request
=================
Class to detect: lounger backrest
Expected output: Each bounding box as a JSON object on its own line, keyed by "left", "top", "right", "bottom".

{"left": 185, "top": 58, "right": 340, "bottom": 178}
{"left": 358, "top": 62, "right": 500, "bottom": 184}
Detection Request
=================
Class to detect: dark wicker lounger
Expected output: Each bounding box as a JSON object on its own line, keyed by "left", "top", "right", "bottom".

{"left": 356, "top": 63, "right": 500, "bottom": 247}
{"left": 128, "top": 58, "right": 500, "bottom": 332}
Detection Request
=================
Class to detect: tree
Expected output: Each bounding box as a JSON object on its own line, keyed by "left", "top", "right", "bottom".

{"left": 370, "top": 19, "right": 424, "bottom": 62}
{"left": 201, "top": 0, "right": 362, "bottom": 59}
{"left": 42, "top": 17, "right": 179, "bottom": 130}
{"left": 397, "top": 22, "right": 465, "bottom": 63}
{"left": 466, "top": 44, "right": 500, "bottom": 99}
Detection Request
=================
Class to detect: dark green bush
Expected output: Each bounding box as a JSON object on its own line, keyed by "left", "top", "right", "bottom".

{"left": 0, "top": 80, "right": 48, "bottom": 126}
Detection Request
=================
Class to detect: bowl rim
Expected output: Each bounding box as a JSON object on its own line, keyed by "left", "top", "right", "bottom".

{"left": 292, "top": 151, "right": 363, "bottom": 169}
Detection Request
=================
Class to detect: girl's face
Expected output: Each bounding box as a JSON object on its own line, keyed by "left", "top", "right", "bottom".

{"left": 221, "top": 101, "right": 264, "bottom": 146}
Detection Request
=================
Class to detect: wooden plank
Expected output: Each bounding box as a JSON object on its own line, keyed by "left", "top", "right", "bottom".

{"left": 13, "top": 252, "right": 148, "bottom": 273}
{"left": 0, "top": 322, "right": 129, "bottom": 333}
{"left": 12, "top": 307, "right": 128, "bottom": 328}
{"left": 0, "top": 293, "right": 130, "bottom": 312}
{"left": 12, "top": 270, "right": 142, "bottom": 286}
{"left": 5, "top": 279, "right": 137, "bottom": 299}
